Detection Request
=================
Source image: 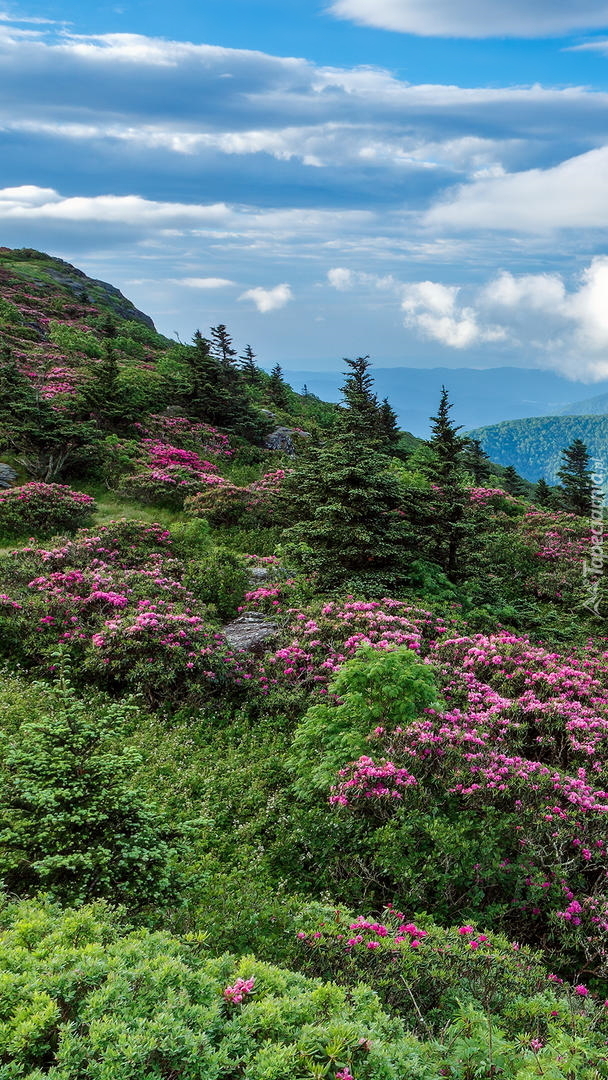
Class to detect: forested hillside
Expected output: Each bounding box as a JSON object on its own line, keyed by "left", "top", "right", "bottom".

{"left": 1, "top": 248, "right": 608, "bottom": 1080}
{"left": 469, "top": 413, "right": 608, "bottom": 484}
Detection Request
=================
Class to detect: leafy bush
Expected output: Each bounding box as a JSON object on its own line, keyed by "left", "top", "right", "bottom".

{"left": 0, "top": 676, "right": 174, "bottom": 905}
{"left": 0, "top": 897, "right": 417, "bottom": 1080}
{"left": 184, "top": 549, "right": 249, "bottom": 620}
{"left": 0, "top": 482, "right": 96, "bottom": 538}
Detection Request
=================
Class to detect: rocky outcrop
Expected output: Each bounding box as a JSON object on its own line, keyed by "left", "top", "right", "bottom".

{"left": 0, "top": 463, "right": 17, "bottom": 489}
{"left": 222, "top": 612, "right": 278, "bottom": 654}
{"left": 264, "top": 427, "right": 311, "bottom": 455}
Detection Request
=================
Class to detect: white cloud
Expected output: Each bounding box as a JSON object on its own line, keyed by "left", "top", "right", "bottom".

{"left": 329, "top": 0, "right": 608, "bottom": 38}
{"left": 426, "top": 146, "right": 608, "bottom": 232}
{"left": 177, "top": 276, "right": 235, "bottom": 288}
{"left": 239, "top": 283, "right": 293, "bottom": 313}
{"left": 327, "top": 267, "right": 354, "bottom": 290}
{"left": 401, "top": 280, "right": 506, "bottom": 348}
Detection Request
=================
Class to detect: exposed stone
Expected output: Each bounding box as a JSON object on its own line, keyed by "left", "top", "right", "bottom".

{"left": 264, "top": 426, "right": 311, "bottom": 455}
{"left": 249, "top": 566, "right": 270, "bottom": 583}
{"left": 222, "top": 613, "right": 278, "bottom": 654}
{"left": 0, "top": 463, "right": 17, "bottom": 489}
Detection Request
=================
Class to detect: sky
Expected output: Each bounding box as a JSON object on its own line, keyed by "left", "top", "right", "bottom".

{"left": 3, "top": 0, "right": 608, "bottom": 377}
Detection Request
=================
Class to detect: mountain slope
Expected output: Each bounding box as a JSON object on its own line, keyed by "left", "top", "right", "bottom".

{"left": 468, "top": 414, "right": 608, "bottom": 483}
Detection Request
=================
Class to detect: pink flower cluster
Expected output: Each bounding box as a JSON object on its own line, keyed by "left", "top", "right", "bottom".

{"left": 223, "top": 976, "right": 255, "bottom": 1004}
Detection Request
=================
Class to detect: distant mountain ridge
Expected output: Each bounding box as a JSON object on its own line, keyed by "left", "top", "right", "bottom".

{"left": 467, "top": 414, "right": 608, "bottom": 484}
{"left": 286, "top": 366, "right": 608, "bottom": 437}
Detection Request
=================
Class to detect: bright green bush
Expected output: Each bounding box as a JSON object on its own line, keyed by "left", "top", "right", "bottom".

{"left": 0, "top": 676, "right": 175, "bottom": 905}
{"left": 0, "top": 897, "right": 419, "bottom": 1080}
{"left": 184, "top": 548, "right": 249, "bottom": 620}
{"left": 289, "top": 646, "right": 440, "bottom": 797}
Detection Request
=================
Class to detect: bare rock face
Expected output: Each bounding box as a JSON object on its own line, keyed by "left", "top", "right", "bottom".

{"left": 264, "top": 427, "right": 311, "bottom": 455}
{"left": 0, "top": 463, "right": 17, "bottom": 489}
{"left": 222, "top": 613, "right": 278, "bottom": 654}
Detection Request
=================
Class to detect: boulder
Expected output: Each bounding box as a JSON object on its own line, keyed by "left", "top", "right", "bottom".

{"left": 0, "top": 463, "right": 17, "bottom": 489}
{"left": 222, "top": 613, "right": 278, "bottom": 654}
{"left": 264, "top": 427, "right": 311, "bottom": 455}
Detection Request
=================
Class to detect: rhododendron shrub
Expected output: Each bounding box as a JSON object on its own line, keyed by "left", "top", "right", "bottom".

{"left": 296, "top": 906, "right": 606, "bottom": 1043}
{"left": 0, "top": 520, "right": 249, "bottom": 701}
{"left": 134, "top": 415, "right": 234, "bottom": 458}
{"left": 185, "top": 469, "right": 289, "bottom": 527}
{"left": 0, "top": 482, "right": 95, "bottom": 538}
{"left": 0, "top": 898, "right": 417, "bottom": 1080}
{"left": 322, "top": 630, "right": 608, "bottom": 972}
{"left": 119, "top": 439, "right": 227, "bottom": 509}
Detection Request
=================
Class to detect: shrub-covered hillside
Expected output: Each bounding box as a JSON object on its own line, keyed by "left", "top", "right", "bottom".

{"left": 0, "top": 248, "right": 607, "bottom": 1080}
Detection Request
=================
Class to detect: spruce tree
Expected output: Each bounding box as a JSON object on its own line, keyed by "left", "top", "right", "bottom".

{"left": 339, "top": 356, "right": 381, "bottom": 444}
{"left": 187, "top": 331, "right": 268, "bottom": 442}
{"left": 210, "top": 323, "right": 238, "bottom": 366}
{"left": 0, "top": 676, "right": 173, "bottom": 905}
{"left": 378, "top": 397, "right": 401, "bottom": 452}
{"left": 534, "top": 477, "right": 553, "bottom": 507}
{"left": 462, "top": 437, "right": 491, "bottom": 485}
{"left": 268, "top": 363, "right": 289, "bottom": 410}
{"left": 239, "top": 344, "right": 262, "bottom": 384}
{"left": 557, "top": 438, "right": 595, "bottom": 516}
{"left": 502, "top": 465, "right": 527, "bottom": 497}
{"left": 282, "top": 432, "right": 413, "bottom": 594}
{"left": 421, "top": 387, "right": 470, "bottom": 580}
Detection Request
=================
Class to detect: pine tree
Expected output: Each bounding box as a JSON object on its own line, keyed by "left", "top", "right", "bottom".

{"left": 268, "top": 363, "right": 289, "bottom": 409}
{"left": 187, "top": 331, "right": 268, "bottom": 442}
{"left": 462, "top": 437, "right": 491, "bottom": 485}
{"left": 282, "top": 432, "right": 413, "bottom": 593}
{"left": 79, "top": 342, "right": 123, "bottom": 428}
{"left": 557, "top": 438, "right": 595, "bottom": 516}
{"left": 210, "top": 324, "right": 238, "bottom": 366}
{"left": 502, "top": 465, "right": 527, "bottom": 497}
{"left": 239, "top": 344, "right": 262, "bottom": 384}
{"left": 421, "top": 387, "right": 470, "bottom": 580}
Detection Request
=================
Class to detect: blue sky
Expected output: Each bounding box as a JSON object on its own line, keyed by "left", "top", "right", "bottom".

{"left": 3, "top": 0, "right": 608, "bottom": 378}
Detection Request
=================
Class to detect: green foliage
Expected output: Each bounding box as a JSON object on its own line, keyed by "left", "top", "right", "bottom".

{"left": 469, "top": 413, "right": 608, "bottom": 486}
{"left": 282, "top": 434, "right": 414, "bottom": 593}
{"left": 49, "top": 322, "right": 103, "bottom": 358}
{"left": 0, "top": 674, "right": 175, "bottom": 905}
{"left": 0, "top": 296, "right": 23, "bottom": 325}
{"left": 183, "top": 548, "right": 249, "bottom": 620}
{"left": 290, "top": 647, "right": 440, "bottom": 797}
{"left": 0, "top": 897, "right": 416, "bottom": 1080}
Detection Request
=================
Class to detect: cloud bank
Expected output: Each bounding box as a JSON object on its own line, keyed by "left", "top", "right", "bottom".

{"left": 329, "top": 0, "right": 608, "bottom": 38}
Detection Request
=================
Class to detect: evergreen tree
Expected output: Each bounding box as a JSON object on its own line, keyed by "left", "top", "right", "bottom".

{"left": 534, "top": 477, "right": 554, "bottom": 507}
{"left": 187, "top": 331, "right": 268, "bottom": 442}
{"left": 79, "top": 342, "right": 123, "bottom": 428}
{"left": 268, "top": 363, "right": 289, "bottom": 410}
{"left": 0, "top": 676, "right": 173, "bottom": 905}
{"left": 378, "top": 397, "right": 401, "bottom": 452}
{"left": 502, "top": 465, "right": 527, "bottom": 497}
{"left": 557, "top": 438, "right": 595, "bottom": 516}
{"left": 301, "top": 383, "right": 310, "bottom": 397}
{"left": 462, "top": 437, "right": 491, "bottom": 485}
{"left": 282, "top": 432, "right": 413, "bottom": 594}
{"left": 239, "top": 344, "right": 262, "bottom": 384}
{"left": 421, "top": 388, "right": 470, "bottom": 580}
{"left": 339, "top": 356, "right": 381, "bottom": 444}
{"left": 210, "top": 324, "right": 238, "bottom": 366}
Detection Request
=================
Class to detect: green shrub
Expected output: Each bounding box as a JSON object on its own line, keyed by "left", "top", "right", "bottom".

{"left": 0, "top": 897, "right": 418, "bottom": 1080}
{"left": 0, "top": 482, "right": 96, "bottom": 539}
{"left": 184, "top": 549, "right": 249, "bottom": 620}
{"left": 0, "top": 676, "right": 175, "bottom": 905}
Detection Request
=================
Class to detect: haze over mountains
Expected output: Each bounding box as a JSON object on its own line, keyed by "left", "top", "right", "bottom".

{"left": 289, "top": 366, "right": 608, "bottom": 437}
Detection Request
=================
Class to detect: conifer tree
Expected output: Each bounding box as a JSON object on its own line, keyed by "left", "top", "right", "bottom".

{"left": 187, "top": 331, "right": 268, "bottom": 441}
{"left": 0, "top": 675, "right": 173, "bottom": 905}
{"left": 339, "top": 356, "right": 381, "bottom": 444}
{"left": 210, "top": 324, "right": 238, "bottom": 366}
{"left": 462, "top": 437, "right": 491, "bottom": 485}
{"left": 239, "top": 344, "right": 262, "bottom": 384}
{"left": 502, "top": 465, "right": 527, "bottom": 497}
{"left": 377, "top": 397, "right": 401, "bottom": 453}
{"left": 421, "top": 387, "right": 470, "bottom": 580}
{"left": 282, "top": 432, "right": 413, "bottom": 593}
{"left": 268, "top": 363, "right": 289, "bottom": 409}
{"left": 534, "top": 477, "right": 553, "bottom": 507}
{"left": 557, "top": 438, "right": 595, "bottom": 517}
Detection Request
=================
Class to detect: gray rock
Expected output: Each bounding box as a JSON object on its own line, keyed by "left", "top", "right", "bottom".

{"left": 0, "top": 463, "right": 17, "bottom": 489}
{"left": 249, "top": 566, "right": 270, "bottom": 583}
{"left": 223, "top": 613, "right": 278, "bottom": 654}
{"left": 264, "top": 426, "right": 311, "bottom": 455}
